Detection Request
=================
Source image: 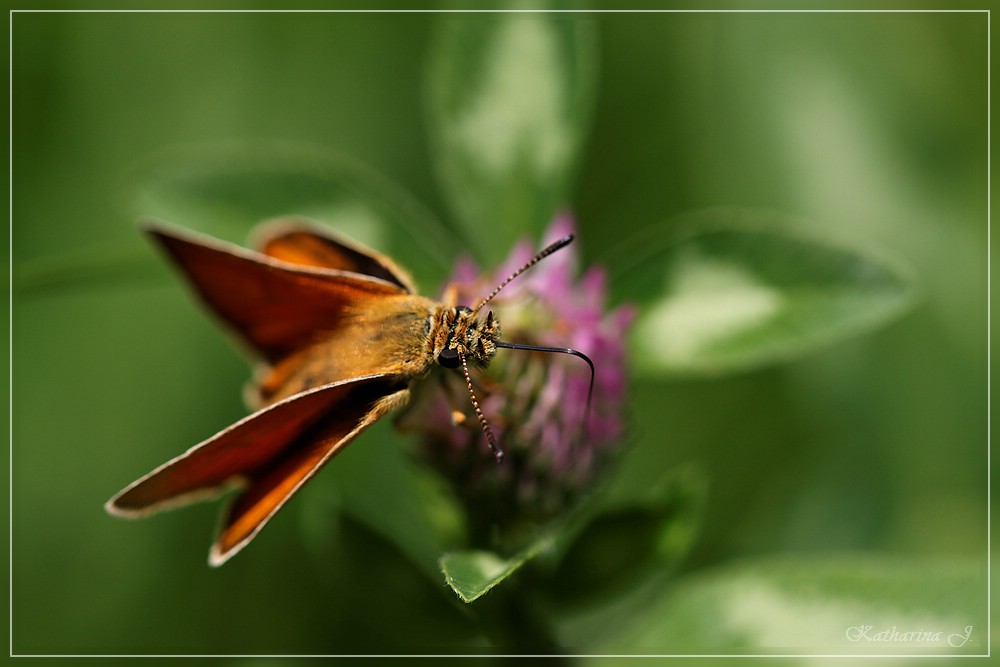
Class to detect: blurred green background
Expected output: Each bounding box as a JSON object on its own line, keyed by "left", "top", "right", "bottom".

{"left": 10, "top": 5, "right": 989, "bottom": 656}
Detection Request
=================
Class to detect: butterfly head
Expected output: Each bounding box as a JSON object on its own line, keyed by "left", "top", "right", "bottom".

{"left": 436, "top": 306, "right": 499, "bottom": 369}
{"left": 428, "top": 234, "right": 582, "bottom": 465}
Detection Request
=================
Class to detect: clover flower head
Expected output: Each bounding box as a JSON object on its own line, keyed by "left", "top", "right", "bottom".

{"left": 402, "top": 214, "right": 634, "bottom": 546}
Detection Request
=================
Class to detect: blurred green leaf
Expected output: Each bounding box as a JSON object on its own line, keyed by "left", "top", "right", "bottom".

{"left": 14, "top": 240, "right": 158, "bottom": 293}
{"left": 439, "top": 465, "right": 706, "bottom": 607}
{"left": 425, "top": 13, "right": 597, "bottom": 261}
{"left": 299, "top": 512, "right": 488, "bottom": 650}
{"left": 299, "top": 420, "right": 465, "bottom": 583}
{"left": 548, "top": 464, "right": 707, "bottom": 606}
{"left": 593, "top": 555, "right": 985, "bottom": 654}
{"left": 130, "top": 143, "right": 461, "bottom": 291}
{"left": 608, "top": 209, "right": 917, "bottom": 377}
{"left": 440, "top": 534, "right": 554, "bottom": 604}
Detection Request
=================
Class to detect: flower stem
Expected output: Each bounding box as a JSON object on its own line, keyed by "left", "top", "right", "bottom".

{"left": 475, "top": 582, "right": 565, "bottom": 656}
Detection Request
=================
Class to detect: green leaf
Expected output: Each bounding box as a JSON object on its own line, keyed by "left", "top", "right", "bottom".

{"left": 130, "top": 143, "right": 461, "bottom": 291}
{"left": 440, "top": 535, "right": 554, "bottom": 604}
{"left": 608, "top": 209, "right": 917, "bottom": 377}
{"left": 587, "top": 555, "right": 986, "bottom": 654}
{"left": 425, "top": 13, "right": 597, "bottom": 261}
{"left": 439, "top": 465, "right": 706, "bottom": 606}
{"left": 14, "top": 240, "right": 160, "bottom": 293}
{"left": 547, "top": 464, "right": 708, "bottom": 606}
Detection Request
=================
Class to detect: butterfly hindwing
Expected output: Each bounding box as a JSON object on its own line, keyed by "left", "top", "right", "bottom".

{"left": 252, "top": 217, "right": 416, "bottom": 293}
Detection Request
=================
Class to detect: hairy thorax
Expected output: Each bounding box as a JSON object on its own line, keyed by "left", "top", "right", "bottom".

{"left": 250, "top": 296, "right": 501, "bottom": 407}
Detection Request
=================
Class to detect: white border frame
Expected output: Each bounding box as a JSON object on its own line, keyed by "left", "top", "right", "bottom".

{"left": 7, "top": 6, "right": 991, "bottom": 660}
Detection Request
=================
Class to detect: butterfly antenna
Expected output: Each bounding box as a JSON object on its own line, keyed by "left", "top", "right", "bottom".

{"left": 460, "top": 350, "right": 504, "bottom": 463}
{"left": 463, "top": 234, "right": 576, "bottom": 463}
{"left": 495, "top": 340, "right": 595, "bottom": 433}
{"left": 471, "top": 235, "right": 574, "bottom": 317}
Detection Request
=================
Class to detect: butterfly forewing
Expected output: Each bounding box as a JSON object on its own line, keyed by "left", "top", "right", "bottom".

{"left": 211, "top": 383, "right": 410, "bottom": 565}
{"left": 144, "top": 222, "right": 408, "bottom": 363}
{"left": 106, "top": 375, "right": 404, "bottom": 519}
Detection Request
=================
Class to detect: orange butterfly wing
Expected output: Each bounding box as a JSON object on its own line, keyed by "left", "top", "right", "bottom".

{"left": 107, "top": 374, "right": 408, "bottom": 565}
{"left": 252, "top": 216, "right": 416, "bottom": 293}
{"left": 143, "top": 222, "right": 409, "bottom": 364}
{"left": 110, "top": 222, "right": 433, "bottom": 563}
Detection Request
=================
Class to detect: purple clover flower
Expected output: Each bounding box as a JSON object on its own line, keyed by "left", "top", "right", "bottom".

{"left": 400, "top": 214, "right": 635, "bottom": 546}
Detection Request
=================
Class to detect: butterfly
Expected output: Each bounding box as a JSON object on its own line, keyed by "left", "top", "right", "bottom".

{"left": 105, "top": 218, "right": 591, "bottom": 565}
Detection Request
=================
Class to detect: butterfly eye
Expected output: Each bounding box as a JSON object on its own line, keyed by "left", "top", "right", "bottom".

{"left": 437, "top": 347, "right": 462, "bottom": 369}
